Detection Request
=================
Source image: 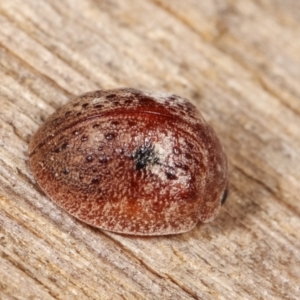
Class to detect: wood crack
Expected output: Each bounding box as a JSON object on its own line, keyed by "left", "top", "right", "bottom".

{"left": 101, "top": 232, "right": 198, "bottom": 300}
{"left": 0, "top": 250, "right": 57, "bottom": 299}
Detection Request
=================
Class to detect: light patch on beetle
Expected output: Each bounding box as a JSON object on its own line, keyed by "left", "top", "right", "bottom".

{"left": 149, "top": 164, "right": 166, "bottom": 182}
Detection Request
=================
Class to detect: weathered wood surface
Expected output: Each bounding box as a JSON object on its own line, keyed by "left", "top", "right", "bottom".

{"left": 0, "top": 1, "right": 300, "bottom": 299}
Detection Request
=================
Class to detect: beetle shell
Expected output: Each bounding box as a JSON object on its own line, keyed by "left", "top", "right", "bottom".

{"left": 29, "top": 88, "right": 228, "bottom": 235}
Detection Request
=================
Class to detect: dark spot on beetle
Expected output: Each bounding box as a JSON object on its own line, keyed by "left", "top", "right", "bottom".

{"left": 175, "top": 162, "right": 189, "bottom": 171}
{"left": 106, "top": 93, "right": 117, "bottom": 99}
{"left": 221, "top": 188, "right": 228, "bottom": 205}
{"left": 124, "top": 99, "right": 133, "bottom": 105}
{"left": 81, "top": 135, "right": 88, "bottom": 142}
{"left": 94, "top": 104, "right": 103, "bottom": 109}
{"left": 175, "top": 162, "right": 182, "bottom": 168}
{"left": 119, "top": 95, "right": 135, "bottom": 104}
{"left": 168, "top": 95, "right": 177, "bottom": 101}
{"left": 77, "top": 112, "right": 82, "bottom": 116}
{"left": 186, "top": 141, "right": 194, "bottom": 149}
{"left": 99, "top": 156, "right": 108, "bottom": 163}
{"left": 36, "top": 140, "right": 46, "bottom": 150}
{"left": 82, "top": 103, "right": 89, "bottom": 109}
{"left": 168, "top": 107, "right": 177, "bottom": 113}
{"left": 185, "top": 101, "right": 196, "bottom": 111}
{"left": 73, "top": 102, "right": 80, "bottom": 107}
{"left": 128, "top": 121, "right": 137, "bottom": 127}
{"left": 61, "top": 142, "right": 68, "bottom": 150}
{"left": 132, "top": 145, "right": 159, "bottom": 170}
{"left": 111, "top": 121, "right": 120, "bottom": 126}
{"left": 93, "top": 123, "right": 100, "bottom": 129}
{"left": 54, "top": 147, "right": 61, "bottom": 153}
{"left": 63, "top": 168, "right": 70, "bottom": 175}
{"left": 65, "top": 111, "right": 71, "bottom": 117}
{"left": 91, "top": 178, "right": 100, "bottom": 184}
{"left": 137, "top": 95, "right": 156, "bottom": 105}
{"left": 177, "top": 104, "right": 185, "bottom": 110}
{"left": 166, "top": 171, "right": 177, "bottom": 180}
{"left": 185, "top": 153, "right": 192, "bottom": 159}
{"left": 86, "top": 155, "right": 93, "bottom": 162}
{"left": 53, "top": 141, "right": 68, "bottom": 153}
{"left": 105, "top": 133, "right": 116, "bottom": 140}
{"left": 52, "top": 118, "right": 60, "bottom": 125}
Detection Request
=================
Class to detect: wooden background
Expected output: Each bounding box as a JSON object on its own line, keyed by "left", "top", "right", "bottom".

{"left": 0, "top": 1, "right": 299, "bottom": 299}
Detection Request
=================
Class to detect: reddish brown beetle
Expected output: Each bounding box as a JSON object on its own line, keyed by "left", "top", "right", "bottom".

{"left": 29, "top": 88, "right": 228, "bottom": 235}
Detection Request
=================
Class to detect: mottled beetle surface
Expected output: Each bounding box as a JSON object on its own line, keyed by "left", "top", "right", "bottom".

{"left": 29, "top": 88, "right": 228, "bottom": 235}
